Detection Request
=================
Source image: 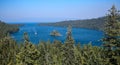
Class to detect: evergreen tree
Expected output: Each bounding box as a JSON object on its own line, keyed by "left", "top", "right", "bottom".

{"left": 62, "top": 25, "right": 75, "bottom": 65}
{"left": 74, "top": 43, "right": 85, "bottom": 65}
{"left": 16, "top": 33, "right": 40, "bottom": 65}
{"left": 38, "top": 41, "right": 53, "bottom": 65}
{"left": 0, "top": 33, "right": 17, "bottom": 65}
{"left": 24, "top": 32, "right": 29, "bottom": 42}
{"left": 82, "top": 43, "right": 106, "bottom": 65}
{"left": 64, "top": 25, "right": 74, "bottom": 49}
{"left": 38, "top": 41, "right": 47, "bottom": 65}
{"left": 103, "top": 5, "right": 120, "bottom": 65}
{"left": 52, "top": 40, "right": 63, "bottom": 65}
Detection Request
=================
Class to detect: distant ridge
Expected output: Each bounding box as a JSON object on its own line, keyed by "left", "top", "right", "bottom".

{"left": 39, "top": 17, "right": 107, "bottom": 30}
{"left": 0, "top": 20, "right": 20, "bottom": 38}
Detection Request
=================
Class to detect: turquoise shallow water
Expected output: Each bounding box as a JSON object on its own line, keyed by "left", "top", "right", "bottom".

{"left": 11, "top": 23, "right": 104, "bottom": 46}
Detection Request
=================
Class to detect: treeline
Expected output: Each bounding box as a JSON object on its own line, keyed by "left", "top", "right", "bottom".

{"left": 39, "top": 15, "right": 120, "bottom": 31}
{"left": 0, "top": 21, "right": 20, "bottom": 39}
{"left": 0, "top": 32, "right": 107, "bottom": 65}
{"left": 39, "top": 17, "right": 106, "bottom": 30}
{"left": 0, "top": 5, "right": 120, "bottom": 65}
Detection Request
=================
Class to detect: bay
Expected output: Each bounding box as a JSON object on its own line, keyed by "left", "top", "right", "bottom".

{"left": 11, "top": 23, "right": 104, "bottom": 46}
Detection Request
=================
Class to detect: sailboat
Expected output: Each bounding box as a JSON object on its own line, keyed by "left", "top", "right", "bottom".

{"left": 35, "top": 32, "right": 37, "bottom": 35}
{"left": 33, "top": 27, "right": 37, "bottom": 35}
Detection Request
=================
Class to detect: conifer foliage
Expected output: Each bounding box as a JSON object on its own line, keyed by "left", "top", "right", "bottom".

{"left": 62, "top": 25, "right": 75, "bottom": 65}
{"left": 103, "top": 5, "right": 120, "bottom": 65}
{"left": 0, "top": 5, "right": 120, "bottom": 65}
{"left": 16, "top": 33, "right": 40, "bottom": 65}
{"left": 0, "top": 34, "right": 17, "bottom": 65}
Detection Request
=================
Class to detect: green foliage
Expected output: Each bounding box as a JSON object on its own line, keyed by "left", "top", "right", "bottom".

{"left": 0, "top": 5, "right": 120, "bottom": 65}
{"left": 0, "top": 34, "right": 18, "bottom": 65}
{"left": 39, "top": 16, "right": 118, "bottom": 30}
{"left": 103, "top": 5, "right": 120, "bottom": 65}
{"left": 16, "top": 42, "right": 40, "bottom": 65}
{"left": 16, "top": 33, "right": 40, "bottom": 65}
{"left": 62, "top": 25, "right": 75, "bottom": 65}
{"left": 0, "top": 30, "right": 118, "bottom": 65}
{"left": 0, "top": 21, "right": 19, "bottom": 39}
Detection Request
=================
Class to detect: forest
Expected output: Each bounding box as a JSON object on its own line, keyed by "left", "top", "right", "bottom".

{"left": 0, "top": 5, "right": 120, "bottom": 65}
{"left": 39, "top": 14, "right": 120, "bottom": 31}
{"left": 0, "top": 21, "right": 20, "bottom": 39}
{"left": 39, "top": 16, "right": 106, "bottom": 30}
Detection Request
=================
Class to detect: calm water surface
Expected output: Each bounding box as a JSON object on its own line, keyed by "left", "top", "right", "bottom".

{"left": 11, "top": 23, "right": 104, "bottom": 46}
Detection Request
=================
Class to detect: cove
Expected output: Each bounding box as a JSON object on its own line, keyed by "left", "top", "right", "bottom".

{"left": 11, "top": 23, "right": 104, "bottom": 46}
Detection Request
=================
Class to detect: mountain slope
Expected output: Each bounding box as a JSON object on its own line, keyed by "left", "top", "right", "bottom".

{"left": 39, "top": 17, "right": 106, "bottom": 30}
{"left": 0, "top": 21, "right": 19, "bottom": 39}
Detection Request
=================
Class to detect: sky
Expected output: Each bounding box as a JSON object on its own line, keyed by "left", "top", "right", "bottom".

{"left": 0, "top": 0, "right": 120, "bottom": 23}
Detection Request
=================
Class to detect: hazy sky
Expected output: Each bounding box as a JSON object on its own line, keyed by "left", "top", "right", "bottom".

{"left": 0, "top": 0, "right": 120, "bottom": 23}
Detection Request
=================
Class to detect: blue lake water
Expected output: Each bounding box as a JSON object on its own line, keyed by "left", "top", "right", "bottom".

{"left": 11, "top": 23, "right": 104, "bottom": 46}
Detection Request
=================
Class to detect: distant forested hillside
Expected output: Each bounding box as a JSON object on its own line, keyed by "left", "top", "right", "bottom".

{"left": 0, "top": 21, "right": 19, "bottom": 39}
{"left": 39, "top": 16, "right": 120, "bottom": 30}
{"left": 39, "top": 17, "right": 106, "bottom": 30}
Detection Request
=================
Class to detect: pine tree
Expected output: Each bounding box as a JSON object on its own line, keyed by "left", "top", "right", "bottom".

{"left": 62, "top": 25, "right": 75, "bottom": 65}
{"left": 24, "top": 32, "right": 29, "bottom": 42}
{"left": 16, "top": 33, "right": 40, "bottom": 65}
{"left": 103, "top": 5, "right": 120, "bottom": 65}
{"left": 52, "top": 40, "right": 63, "bottom": 65}
{"left": 82, "top": 43, "right": 106, "bottom": 65}
{"left": 38, "top": 41, "right": 46, "bottom": 65}
{"left": 74, "top": 43, "right": 85, "bottom": 65}
{"left": 0, "top": 33, "right": 17, "bottom": 65}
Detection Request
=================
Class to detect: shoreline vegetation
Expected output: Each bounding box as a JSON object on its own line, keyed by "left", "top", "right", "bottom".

{"left": 39, "top": 16, "right": 120, "bottom": 31}
{"left": 50, "top": 30, "right": 62, "bottom": 36}
{"left": 39, "top": 17, "right": 106, "bottom": 30}
{"left": 0, "top": 21, "right": 21, "bottom": 39}
{"left": 0, "top": 5, "right": 120, "bottom": 65}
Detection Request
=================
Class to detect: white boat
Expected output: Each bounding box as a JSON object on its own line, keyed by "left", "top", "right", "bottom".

{"left": 35, "top": 32, "right": 37, "bottom": 35}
